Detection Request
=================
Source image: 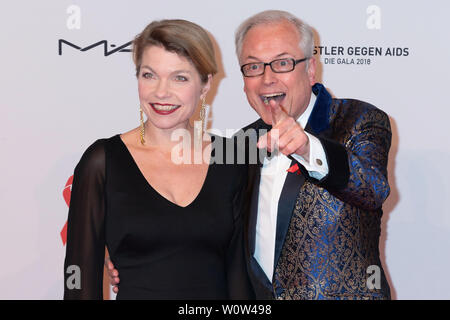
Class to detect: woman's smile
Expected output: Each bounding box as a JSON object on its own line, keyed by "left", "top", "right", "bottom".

{"left": 150, "top": 102, "right": 181, "bottom": 115}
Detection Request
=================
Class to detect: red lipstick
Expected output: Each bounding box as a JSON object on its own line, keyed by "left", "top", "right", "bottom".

{"left": 150, "top": 103, "right": 181, "bottom": 115}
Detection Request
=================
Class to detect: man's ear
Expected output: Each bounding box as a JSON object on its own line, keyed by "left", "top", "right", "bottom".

{"left": 307, "top": 57, "right": 316, "bottom": 86}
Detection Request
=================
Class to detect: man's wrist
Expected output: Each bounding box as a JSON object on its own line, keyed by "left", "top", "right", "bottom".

{"left": 291, "top": 132, "right": 328, "bottom": 179}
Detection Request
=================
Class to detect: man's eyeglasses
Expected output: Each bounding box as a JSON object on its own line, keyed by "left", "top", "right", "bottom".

{"left": 240, "top": 57, "right": 309, "bottom": 77}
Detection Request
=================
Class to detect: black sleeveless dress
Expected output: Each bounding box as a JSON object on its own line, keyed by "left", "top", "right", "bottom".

{"left": 63, "top": 134, "right": 253, "bottom": 299}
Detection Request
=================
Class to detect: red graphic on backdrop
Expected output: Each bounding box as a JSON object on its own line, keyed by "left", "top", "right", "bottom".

{"left": 61, "top": 175, "right": 74, "bottom": 245}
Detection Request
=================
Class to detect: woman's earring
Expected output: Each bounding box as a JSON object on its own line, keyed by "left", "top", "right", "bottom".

{"left": 195, "top": 97, "right": 207, "bottom": 148}
{"left": 199, "top": 97, "right": 207, "bottom": 133}
{"left": 140, "top": 107, "right": 145, "bottom": 145}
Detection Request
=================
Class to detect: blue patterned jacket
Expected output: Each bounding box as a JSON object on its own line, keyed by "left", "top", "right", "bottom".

{"left": 239, "top": 83, "right": 391, "bottom": 300}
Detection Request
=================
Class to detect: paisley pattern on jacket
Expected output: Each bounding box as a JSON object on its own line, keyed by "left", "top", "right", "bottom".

{"left": 273, "top": 181, "right": 390, "bottom": 300}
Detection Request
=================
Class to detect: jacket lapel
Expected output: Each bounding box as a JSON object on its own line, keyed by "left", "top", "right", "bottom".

{"left": 308, "top": 83, "right": 333, "bottom": 135}
{"left": 245, "top": 118, "right": 271, "bottom": 256}
{"left": 273, "top": 159, "right": 306, "bottom": 271}
{"left": 248, "top": 163, "right": 260, "bottom": 257}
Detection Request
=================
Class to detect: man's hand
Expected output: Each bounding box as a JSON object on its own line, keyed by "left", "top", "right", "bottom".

{"left": 257, "top": 99, "right": 310, "bottom": 161}
{"left": 105, "top": 257, "right": 120, "bottom": 294}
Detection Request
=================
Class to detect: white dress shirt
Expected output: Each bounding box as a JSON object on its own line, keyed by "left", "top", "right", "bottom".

{"left": 253, "top": 93, "right": 330, "bottom": 282}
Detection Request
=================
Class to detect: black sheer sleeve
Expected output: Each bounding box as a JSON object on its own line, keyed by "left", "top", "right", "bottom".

{"left": 63, "top": 139, "right": 106, "bottom": 300}
{"left": 226, "top": 164, "right": 255, "bottom": 300}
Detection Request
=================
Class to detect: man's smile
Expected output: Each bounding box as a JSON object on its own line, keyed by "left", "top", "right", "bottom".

{"left": 260, "top": 92, "right": 286, "bottom": 105}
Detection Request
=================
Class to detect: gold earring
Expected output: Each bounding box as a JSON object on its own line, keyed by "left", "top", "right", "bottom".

{"left": 199, "top": 97, "right": 207, "bottom": 134}
{"left": 139, "top": 107, "right": 145, "bottom": 145}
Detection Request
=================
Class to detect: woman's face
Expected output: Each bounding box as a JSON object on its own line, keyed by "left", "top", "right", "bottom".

{"left": 137, "top": 45, "right": 210, "bottom": 131}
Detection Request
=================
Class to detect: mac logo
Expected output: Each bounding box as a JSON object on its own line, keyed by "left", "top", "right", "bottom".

{"left": 58, "top": 39, "right": 132, "bottom": 56}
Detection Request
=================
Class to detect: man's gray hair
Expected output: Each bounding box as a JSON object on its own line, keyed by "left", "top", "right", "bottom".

{"left": 235, "top": 10, "right": 314, "bottom": 65}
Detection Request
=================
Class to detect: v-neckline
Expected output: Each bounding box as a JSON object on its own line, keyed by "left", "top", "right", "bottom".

{"left": 116, "top": 134, "right": 214, "bottom": 209}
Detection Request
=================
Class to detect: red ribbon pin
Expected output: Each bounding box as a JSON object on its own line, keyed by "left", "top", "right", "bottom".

{"left": 287, "top": 163, "right": 301, "bottom": 175}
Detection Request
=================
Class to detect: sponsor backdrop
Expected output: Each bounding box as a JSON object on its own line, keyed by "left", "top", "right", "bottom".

{"left": 1, "top": 0, "right": 449, "bottom": 299}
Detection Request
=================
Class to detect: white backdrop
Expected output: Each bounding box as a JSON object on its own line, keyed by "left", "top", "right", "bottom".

{"left": 1, "top": 0, "right": 449, "bottom": 299}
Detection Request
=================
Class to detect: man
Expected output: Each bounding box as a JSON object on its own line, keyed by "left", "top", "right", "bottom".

{"left": 234, "top": 10, "right": 391, "bottom": 300}
{"left": 107, "top": 10, "right": 391, "bottom": 300}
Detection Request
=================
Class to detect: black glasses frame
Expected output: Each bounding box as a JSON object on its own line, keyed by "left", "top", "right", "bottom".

{"left": 240, "top": 57, "right": 309, "bottom": 77}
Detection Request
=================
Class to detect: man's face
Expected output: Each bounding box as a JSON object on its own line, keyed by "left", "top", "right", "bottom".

{"left": 239, "top": 20, "right": 316, "bottom": 125}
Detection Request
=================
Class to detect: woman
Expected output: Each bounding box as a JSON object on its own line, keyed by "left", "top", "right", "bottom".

{"left": 64, "top": 19, "right": 253, "bottom": 299}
